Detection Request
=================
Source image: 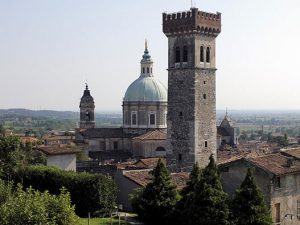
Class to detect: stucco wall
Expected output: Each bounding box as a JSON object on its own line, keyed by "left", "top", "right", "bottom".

{"left": 132, "top": 139, "right": 167, "bottom": 158}
{"left": 47, "top": 154, "right": 76, "bottom": 171}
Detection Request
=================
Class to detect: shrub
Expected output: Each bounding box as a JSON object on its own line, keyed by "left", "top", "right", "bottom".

{"left": 12, "top": 165, "right": 117, "bottom": 217}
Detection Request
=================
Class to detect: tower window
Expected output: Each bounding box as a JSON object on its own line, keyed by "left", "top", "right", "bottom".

{"left": 179, "top": 112, "right": 183, "bottom": 120}
{"left": 183, "top": 46, "right": 188, "bottom": 62}
{"left": 205, "top": 141, "right": 208, "bottom": 148}
{"left": 206, "top": 47, "right": 210, "bottom": 63}
{"left": 204, "top": 81, "right": 206, "bottom": 84}
{"left": 175, "top": 47, "right": 181, "bottom": 63}
{"left": 131, "top": 112, "right": 137, "bottom": 125}
{"left": 149, "top": 113, "right": 156, "bottom": 125}
{"left": 178, "top": 153, "right": 182, "bottom": 161}
{"left": 203, "top": 94, "right": 207, "bottom": 99}
{"left": 142, "top": 68, "right": 145, "bottom": 74}
{"left": 200, "top": 46, "right": 204, "bottom": 62}
{"left": 147, "top": 67, "right": 149, "bottom": 73}
{"left": 113, "top": 141, "right": 118, "bottom": 150}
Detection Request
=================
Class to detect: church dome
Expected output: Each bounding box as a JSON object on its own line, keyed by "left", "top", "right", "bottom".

{"left": 123, "top": 41, "right": 167, "bottom": 102}
{"left": 124, "top": 77, "right": 167, "bottom": 102}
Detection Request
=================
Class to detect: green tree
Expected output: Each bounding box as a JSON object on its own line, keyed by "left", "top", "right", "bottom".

{"left": 230, "top": 168, "right": 272, "bottom": 225}
{"left": 187, "top": 155, "right": 230, "bottom": 225}
{"left": 131, "top": 159, "right": 179, "bottom": 225}
{"left": 0, "top": 180, "right": 79, "bottom": 225}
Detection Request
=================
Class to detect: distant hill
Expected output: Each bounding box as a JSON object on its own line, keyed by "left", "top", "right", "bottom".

{"left": 0, "top": 109, "right": 79, "bottom": 120}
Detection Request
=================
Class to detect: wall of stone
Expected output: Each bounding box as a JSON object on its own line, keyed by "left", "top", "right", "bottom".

{"left": 47, "top": 154, "right": 76, "bottom": 171}
{"left": 166, "top": 33, "right": 217, "bottom": 172}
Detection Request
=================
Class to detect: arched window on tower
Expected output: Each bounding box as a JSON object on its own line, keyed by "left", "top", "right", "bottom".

{"left": 142, "top": 68, "right": 145, "bottom": 74}
{"left": 183, "top": 46, "right": 188, "bottom": 62}
{"left": 206, "top": 47, "right": 210, "bottom": 63}
{"left": 175, "top": 47, "right": 181, "bottom": 63}
{"left": 200, "top": 46, "right": 204, "bottom": 63}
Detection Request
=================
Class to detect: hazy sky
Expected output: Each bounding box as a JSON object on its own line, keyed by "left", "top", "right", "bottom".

{"left": 1, "top": 0, "right": 300, "bottom": 111}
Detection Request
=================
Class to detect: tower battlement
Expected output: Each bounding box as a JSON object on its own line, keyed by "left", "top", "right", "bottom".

{"left": 163, "top": 8, "right": 221, "bottom": 36}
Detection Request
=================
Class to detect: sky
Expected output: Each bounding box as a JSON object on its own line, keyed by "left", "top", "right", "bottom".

{"left": 0, "top": 0, "right": 300, "bottom": 112}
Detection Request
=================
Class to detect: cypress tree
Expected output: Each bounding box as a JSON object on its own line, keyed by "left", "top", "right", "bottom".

{"left": 188, "top": 155, "right": 230, "bottom": 225}
{"left": 131, "top": 159, "right": 179, "bottom": 225}
{"left": 175, "top": 163, "right": 202, "bottom": 225}
{"left": 231, "top": 168, "right": 272, "bottom": 225}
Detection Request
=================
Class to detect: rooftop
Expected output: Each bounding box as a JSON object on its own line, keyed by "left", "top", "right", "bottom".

{"left": 123, "top": 169, "right": 189, "bottom": 190}
{"left": 38, "top": 146, "right": 81, "bottom": 156}
{"left": 133, "top": 130, "right": 167, "bottom": 141}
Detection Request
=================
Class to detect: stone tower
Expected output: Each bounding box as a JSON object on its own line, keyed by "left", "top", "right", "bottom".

{"left": 162, "top": 8, "right": 221, "bottom": 171}
{"left": 79, "top": 83, "right": 95, "bottom": 129}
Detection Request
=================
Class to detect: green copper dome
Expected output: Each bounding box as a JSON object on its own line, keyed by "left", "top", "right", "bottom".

{"left": 124, "top": 77, "right": 167, "bottom": 102}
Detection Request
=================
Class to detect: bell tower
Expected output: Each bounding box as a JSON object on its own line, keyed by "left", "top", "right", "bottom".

{"left": 79, "top": 83, "right": 95, "bottom": 129}
{"left": 163, "top": 8, "right": 221, "bottom": 171}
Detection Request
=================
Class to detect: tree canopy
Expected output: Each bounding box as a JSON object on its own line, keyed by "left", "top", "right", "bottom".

{"left": 231, "top": 168, "right": 272, "bottom": 225}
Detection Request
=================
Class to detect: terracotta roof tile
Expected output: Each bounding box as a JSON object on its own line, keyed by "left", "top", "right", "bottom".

{"left": 134, "top": 158, "right": 166, "bottom": 169}
{"left": 123, "top": 170, "right": 189, "bottom": 190}
{"left": 247, "top": 153, "right": 300, "bottom": 176}
{"left": 133, "top": 130, "right": 166, "bottom": 141}
{"left": 38, "top": 146, "right": 81, "bottom": 156}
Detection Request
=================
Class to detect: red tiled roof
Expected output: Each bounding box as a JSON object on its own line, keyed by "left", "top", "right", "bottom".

{"left": 123, "top": 169, "right": 189, "bottom": 190}
{"left": 133, "top": 130, "right": 166, "bottom": 141}
{"left": 247, "top": 153, "right": 300, "bottom": 176}
{"left": 134, "top": 158, "right": 166, "bottom": 169}
{"left": 38, "top": 146, "right": 81, "bottom": 156}
{"left": 282, "top": 147, "right": 300, "bottom": 159}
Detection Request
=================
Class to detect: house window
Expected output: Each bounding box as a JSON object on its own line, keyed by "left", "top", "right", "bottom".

{"left": 183, "top": 46, "right": 188, "bottom": 62}
{"left": 149, "top": 113, "right": 156, "bottom": 125}
{"left": 113, "top": 141, "right": 118, "bottom": 150}
{"left": 200, "top": 46, "right": 204, "bottom": 62}
{"left": 274, "top": 177, "right": 281, "bottom": 189}
{"left": 275, "top": 203, "right": 280, "bottom": 223}
{"left": 206, "top": 47, "right": 210, "bottom": 63}
{"left": 203, "top": 94, "right": 207, "bottom": 99}
{"left": 205, "top": 141, "right": 208, "bottom": 148}
{"left": 175, "top": 47, "right": 181, "bottom": 63}
{"left": 131, "top": 112, "right": 137, "bottom": 125}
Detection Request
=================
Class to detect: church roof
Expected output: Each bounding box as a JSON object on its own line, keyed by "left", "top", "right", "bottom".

{"left": 124, "top": 77, "right": 167, "bottom": 102}
{"left": 80, "top": 128, "right": 130, "bottom": 139}
{"left": 123, "top": 44, "right": 167, "bottom": 102}
{"left": 133, "top": 130, "right": 167, "bottom": 141}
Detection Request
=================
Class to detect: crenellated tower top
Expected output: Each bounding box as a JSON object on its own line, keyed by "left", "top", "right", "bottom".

{"left": 163, "top": 8, "right": 221, "bottom": 37}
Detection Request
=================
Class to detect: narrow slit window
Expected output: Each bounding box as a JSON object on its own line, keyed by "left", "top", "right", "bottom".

{"left": 203, "top": 94, "right": 207, "bottom": 99}
{"left": 183, "top": 46, "right": 188, "bottom": 62}
{"left": 147, "top": 67, "right": 149, "bottom": 73}
{"left": 175, "top": 47, "right": 181, "bottom": 63}
{"left": 200, "top": 46, "right": 204, "bottom": 62}
{"left": 142, "top": 68, "right": 145, "bottom": 74}
{"left": 179, "top": 112, "right": 183, "bottom": 120}
{"left": 178, "top": 154, "right": 182, "bottom": 161}
{"left": 205, "top": 141, "right": 208, "bottom": 148}
{"left": 206, "top": 47, "right": 210, "bottom": 63}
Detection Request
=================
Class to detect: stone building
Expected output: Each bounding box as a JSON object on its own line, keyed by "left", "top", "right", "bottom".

{"left": 75, "top": 44, "right": 168, "bottom": 159}
{"left": 219, "top": 148, "right": 300, "bottom": 225}
{"left": 162, "top": 8, "right": 222, "bottom": 171}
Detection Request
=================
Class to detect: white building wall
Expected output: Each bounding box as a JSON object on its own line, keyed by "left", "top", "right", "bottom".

{"left": 47, "top": 154, "right": 77, "bottom": 171}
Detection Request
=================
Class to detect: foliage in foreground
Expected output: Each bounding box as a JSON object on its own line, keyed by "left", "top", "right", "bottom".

{"left": 0, "top": 180, "right": 79, "bottom": 225}
{"left": 131, "top": 159, "right": 179, "bottom": 225}
{"left": 132, "top": 156, "right": 272, "bottom": 225}
{"left": 230, "top": 168, "right": 272, "bottom": 225}
{"left": 12, "top": 165, "right": 117, "bottom": 217}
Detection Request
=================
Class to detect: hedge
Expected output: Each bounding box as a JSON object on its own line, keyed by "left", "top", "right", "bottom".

{"left": 12, "top": 165, "right": 117, "bottom": 217}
